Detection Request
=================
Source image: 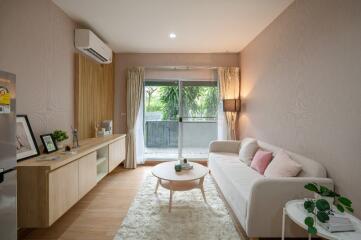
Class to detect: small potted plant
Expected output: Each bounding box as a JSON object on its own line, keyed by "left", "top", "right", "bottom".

{"left": 303, "top": 183, "right": 353, "bottom": 235}
{"left": 52, "top": 130, "right": 69, "bottom": 149}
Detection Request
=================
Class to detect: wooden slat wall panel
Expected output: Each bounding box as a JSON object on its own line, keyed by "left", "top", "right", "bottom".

{"left": 75, "top": 53, "right": 114, "bottom": 140}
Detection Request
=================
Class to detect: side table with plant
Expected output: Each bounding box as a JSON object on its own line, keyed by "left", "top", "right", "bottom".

{"left": 52, "top": 130, "right": 69, "bottom": 149}
{"left": 303, "top": 183, "right": 353, "bottom": 235}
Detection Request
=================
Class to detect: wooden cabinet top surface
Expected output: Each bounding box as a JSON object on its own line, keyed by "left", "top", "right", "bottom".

{"left": 17, "top": 134, "right": 126, "bottom": 171}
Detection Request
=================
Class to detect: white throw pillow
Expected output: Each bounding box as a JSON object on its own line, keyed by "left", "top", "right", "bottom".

{"left": 239, "top": 138, "right": 258, "bottom": 166}
{"left": 264, "top": 150, "right": 302, "bottom": 177}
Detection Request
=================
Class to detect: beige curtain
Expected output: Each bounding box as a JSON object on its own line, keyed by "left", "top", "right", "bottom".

{"left": 218, "top": 67, "right": 240, "bottom": 140}
{"left": 125, "top": 67, "right": 144, "bottom": 169}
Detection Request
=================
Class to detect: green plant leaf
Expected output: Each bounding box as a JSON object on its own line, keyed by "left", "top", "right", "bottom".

{"left": 316, "top": 199, "right": 330, "bottom": 211}
{"left": 331, "top": 191, "right": 340, "bottom": 197}
{"left": 346, "top": 206, "right": 354, "bottom": 213}
{"left": 319, "top": 186, "right": 332, "bottom": 196}
{"left": 304, "top": 216, "right": 314, "bottom": 227}
{"left": 317, "top": 211, "right": 330, "bottom": 223}
{"left": 329, "top": 192, "right": 339, "bottom": 197}
{"left": 338, "top": 197, "right": 352, "bottom": 207}
{"left": 304, "top": 200, "right": 315, "bottom": 213}
{"left": 304, "top": 183, "right": 319, "bottom": 193}
{"left": 308, "top": 226, "right": 317, "bottom": 235}
{"left": 337, "top": 204, "right": 345, "bottom": 213}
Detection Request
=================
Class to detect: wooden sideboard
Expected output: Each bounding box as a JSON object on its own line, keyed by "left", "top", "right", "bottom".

{"left": 17, "top": 134, "right": 126, "bottom": 228}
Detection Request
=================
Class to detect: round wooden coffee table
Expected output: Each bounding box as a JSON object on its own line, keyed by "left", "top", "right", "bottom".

{"left": 152, "top": 161, "right": 209, "bottom": 212}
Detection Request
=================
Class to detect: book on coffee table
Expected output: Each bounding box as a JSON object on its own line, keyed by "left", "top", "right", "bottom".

{"left": 320, "top": 214, "right": 355, "bottom": 233}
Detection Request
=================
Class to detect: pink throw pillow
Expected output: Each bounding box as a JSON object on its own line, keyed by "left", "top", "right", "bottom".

{"left": 250, "top": 150, "right": 273, "bottom": 175}
{"left": 264, "top": 150, "right": 302, "bottom": 177}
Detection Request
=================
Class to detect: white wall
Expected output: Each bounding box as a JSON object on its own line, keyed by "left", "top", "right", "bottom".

{"left": 240, "top": 0, "right": 361, "bottom": 216}
{"left": 0, "top": 0, "right": 76, "bottom": 144}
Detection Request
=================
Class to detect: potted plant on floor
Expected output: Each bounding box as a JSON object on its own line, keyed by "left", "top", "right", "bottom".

{"left": 52, "top": 130, "right": 69, "bottom": 149}
{"left": 303, "top": 183, "right": 353, "bottom": 235}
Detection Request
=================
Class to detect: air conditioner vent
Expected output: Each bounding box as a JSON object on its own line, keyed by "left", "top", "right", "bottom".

{"left": 85, "top": 48, "right": 108, "bottom": 62}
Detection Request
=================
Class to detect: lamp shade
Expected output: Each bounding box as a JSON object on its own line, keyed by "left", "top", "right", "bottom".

{"left": 223, "top": 99, "right": 241, "bottom": 112}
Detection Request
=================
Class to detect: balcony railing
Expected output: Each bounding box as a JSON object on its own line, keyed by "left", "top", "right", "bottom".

{"left": 145, "top": 120, "right": 217, "bottom": 148}
{"left": 145, "top": 120, "right": 178, "bottom": 148}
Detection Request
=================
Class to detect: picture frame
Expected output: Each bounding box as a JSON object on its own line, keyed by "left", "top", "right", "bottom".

{"left": 40, "top": 134, "right": 58, "bottom": 154}
{"left": 16, "top": 115, "right": 40, "bottom": 161}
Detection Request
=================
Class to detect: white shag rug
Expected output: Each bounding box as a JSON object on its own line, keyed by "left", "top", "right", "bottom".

{"left": 114, "top": 174, "right": 240, "bottom": 240}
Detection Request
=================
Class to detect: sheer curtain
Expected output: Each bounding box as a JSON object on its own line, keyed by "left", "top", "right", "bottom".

{"left": 217, "top": 99, "right": 228, "bottom": 140}
{"left": 125, "top": 67, "right": 144, "bottom": 169}
{"left": 135, "top": 93, "right": 145, "bottom": 165}
{"left": 218, "top": 67, "right": 240, "bottom": 140}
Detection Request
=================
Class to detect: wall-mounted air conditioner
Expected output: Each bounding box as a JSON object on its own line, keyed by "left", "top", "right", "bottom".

{"left": 75, "top": 29, "right": 112, "bottom": 64}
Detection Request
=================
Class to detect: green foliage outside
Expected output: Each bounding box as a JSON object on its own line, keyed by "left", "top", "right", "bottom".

{"left": 145, "top": 85, "right": 218, "bottom": 120}
{"left": 202, "top": 87, "right": 218, "bottom": 118}
{"left": 160, "top": 86, "right": 179, "bottom": 120}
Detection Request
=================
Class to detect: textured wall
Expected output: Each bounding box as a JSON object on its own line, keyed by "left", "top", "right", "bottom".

{"left": 114, "top": 53, "right": 239, "bottom": 133}
{"left": 240, "top": 0, "right": 361, "bottom": 216}
{"left": 0, "top": 0, "right": 76, "bottom": 144}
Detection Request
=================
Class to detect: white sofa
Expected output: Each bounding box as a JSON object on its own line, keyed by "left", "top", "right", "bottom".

{"left": 208, "top": 138, "right": 333, "bottom": 238}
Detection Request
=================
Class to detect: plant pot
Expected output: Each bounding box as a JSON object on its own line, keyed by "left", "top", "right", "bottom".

{"left": 56, "top": 141, "right": 65, "bottom": 149}
{"left": 314, "top": 193, "right": 334, "bottom": 206}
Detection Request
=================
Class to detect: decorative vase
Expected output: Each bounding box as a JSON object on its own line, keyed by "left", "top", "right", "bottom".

{"left": 314, "top": 193, "right": 334, "bottom": 206}
{"left": 175, "top": 164, "right": 182, "bottom": 172}
{"left": 56, "top": 140, "right": 65, "bottom": 149}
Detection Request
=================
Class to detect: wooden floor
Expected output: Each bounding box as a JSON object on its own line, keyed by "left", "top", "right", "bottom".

{"left": 21, "top": 166, "right": 152, "bottom": 240}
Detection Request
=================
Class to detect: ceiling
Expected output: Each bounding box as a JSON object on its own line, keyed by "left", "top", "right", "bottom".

{"left": 53, "top": 0, "right": 293, "bottom": 53}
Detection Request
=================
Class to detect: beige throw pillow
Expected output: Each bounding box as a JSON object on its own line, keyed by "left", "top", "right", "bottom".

{"left": 239, "top": 138, "right": 258, "bottom": 166}
{"left": 264, "top": 150, "right": 302, "bottom": 177}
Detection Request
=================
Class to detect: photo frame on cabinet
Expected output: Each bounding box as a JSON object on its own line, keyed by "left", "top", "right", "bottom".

{"left": 16, "top": 115, "right": 40, "bottom": 161}
{"left": 40, "top": 134, "right": 58, "bottom": 154}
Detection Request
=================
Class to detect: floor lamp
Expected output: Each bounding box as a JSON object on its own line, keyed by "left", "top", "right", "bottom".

{"left": 223, "top": 99, "right": 241, "bottom": 140}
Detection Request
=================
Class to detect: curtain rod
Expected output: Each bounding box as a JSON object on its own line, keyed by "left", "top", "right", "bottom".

{"left": 144, "top": 66, "right": 219, "bottom": 70}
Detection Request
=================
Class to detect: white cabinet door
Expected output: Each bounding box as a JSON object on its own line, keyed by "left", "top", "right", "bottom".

{"left": 108, "top": 138, "right": 126, "bottom": 172}
{"left": 48, "top": 161, "right": 79, "bottom": 225}
{"left": 79, "top": 152, "right": 97, "bottom": 199}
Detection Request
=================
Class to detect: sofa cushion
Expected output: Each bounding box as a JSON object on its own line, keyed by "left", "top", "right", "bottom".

{"left": 258, "top": 140, "right": 327, "bottom": 177}
{"left": 239, "top": 138, "right": 259, "bottom": 166}
{"left": 250, "top": 150, "right": 273, "bottom": 175}
{"left": 264, "top": 150, "right": 302, "bottom": 177}
{"left": 209, "top": 152, "right": 263, "bottom": 222}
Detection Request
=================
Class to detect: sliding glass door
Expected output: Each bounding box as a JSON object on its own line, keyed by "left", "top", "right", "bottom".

{"left": 144, "top": 80, "right": 179, "bottom": 160}
{"left": 144, "top": 80, "right": 218, "bottom": 160}
{"left": 179, "top": 81, "right": 218, "bottom": 159}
